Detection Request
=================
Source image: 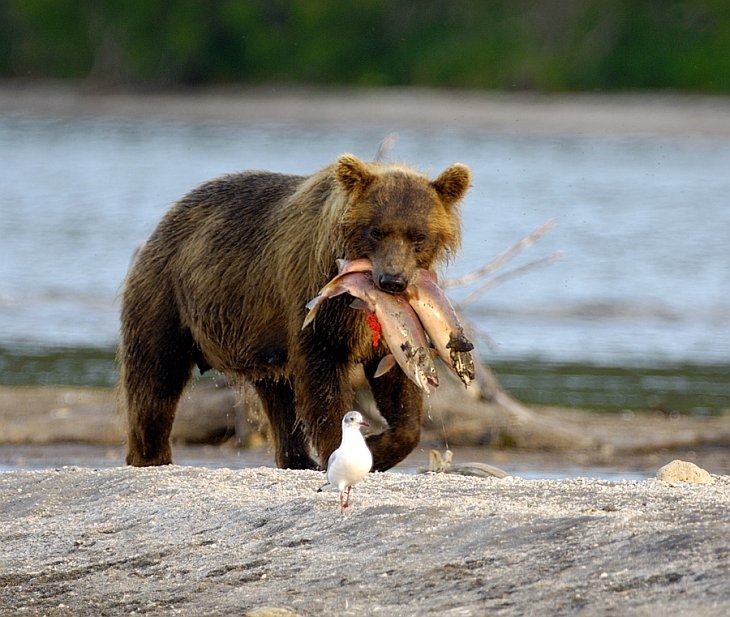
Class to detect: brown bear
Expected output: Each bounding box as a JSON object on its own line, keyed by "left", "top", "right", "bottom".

{"left": 120, "top": 153, "right": 471, "bottom": 471}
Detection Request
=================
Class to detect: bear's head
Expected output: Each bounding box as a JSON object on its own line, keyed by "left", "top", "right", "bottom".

{"left": 336, "top": 154, "right": 471, "bottom": 293}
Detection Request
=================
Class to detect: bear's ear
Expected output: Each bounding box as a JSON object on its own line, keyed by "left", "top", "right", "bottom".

{"left": 432, "top": 163, "right": 472, "bottom": 207}
{"left": 336, "top": 154, "right": 374, "bottom": 194}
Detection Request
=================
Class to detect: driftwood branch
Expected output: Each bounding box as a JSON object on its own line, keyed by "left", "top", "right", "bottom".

{"left": 443, "top": 218, "right": 556, "bottom": 288}
{"left": 459, "top": 251, "right": 563, "bottom": 306}
{"left": 1, "top": 381, "right": 728, "bottom": 463}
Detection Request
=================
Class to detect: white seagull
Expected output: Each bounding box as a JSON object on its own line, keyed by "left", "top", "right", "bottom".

{"left": 320, "top": 411, "right": 373, "bottom": 512}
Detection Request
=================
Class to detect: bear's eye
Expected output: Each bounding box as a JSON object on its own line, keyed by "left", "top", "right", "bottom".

{"left": 369, "top": 228, "right": 385, "bottom": 241}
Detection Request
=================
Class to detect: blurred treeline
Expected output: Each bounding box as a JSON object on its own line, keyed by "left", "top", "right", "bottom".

{"left": 1, "top": 0, "right": 729, "bottom": 92}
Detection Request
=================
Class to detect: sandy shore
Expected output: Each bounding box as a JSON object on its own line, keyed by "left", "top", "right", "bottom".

{"left": 1, "top": 385, "right": 728, "bottom": 615}
{"left": 1, "top": 465, "right": 727, "bottom": 617}
{"left": 2, "top": 80, "right": 730, "bottom": 137}
{"left": 1, "top": 384, "right": 728, "bottom": 615}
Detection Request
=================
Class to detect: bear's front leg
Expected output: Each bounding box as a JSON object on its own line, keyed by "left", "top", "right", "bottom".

{"left": 253, "top": 377, "right": 318, "bottom": 470}
{"left": 293, "top": 331, "right": 357, "bottom": 469}
{"left": 363, "top": 357, "right": 424, "bottom": 471}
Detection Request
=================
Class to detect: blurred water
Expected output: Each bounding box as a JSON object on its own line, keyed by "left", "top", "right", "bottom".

{"left": 0, "top": 111, "right": 728, "bottom": 401}
{"left": 0, "top": 444, "right": 650, "bottom": 480}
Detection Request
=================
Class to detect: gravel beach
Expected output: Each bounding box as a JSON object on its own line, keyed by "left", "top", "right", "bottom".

{"left": 1, "top": 466, "right": 728, "bottom": 616}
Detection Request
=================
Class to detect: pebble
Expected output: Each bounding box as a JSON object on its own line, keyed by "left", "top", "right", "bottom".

{"left": 245, "top": 608, "right": 301, "bottom": 617}
{"left": 655, "top": 459, "right": 713, "bottom": 484}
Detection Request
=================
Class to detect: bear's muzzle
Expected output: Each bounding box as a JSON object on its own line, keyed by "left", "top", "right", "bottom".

{"left": 377, "top": 272, "right": 408, "bottom": 293}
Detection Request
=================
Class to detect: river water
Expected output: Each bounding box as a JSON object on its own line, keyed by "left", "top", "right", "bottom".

{"left": 1, "top": 110, "right": 728, "bottom": 412}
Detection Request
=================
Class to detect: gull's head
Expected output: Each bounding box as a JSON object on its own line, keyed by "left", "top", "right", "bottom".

{"left": 342, "top": 410, "right": 369, "bottom": 431}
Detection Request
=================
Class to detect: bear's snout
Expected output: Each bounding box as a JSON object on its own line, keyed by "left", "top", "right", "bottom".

{"left": 377, "top": 272, "right": 408, "bottom": 294}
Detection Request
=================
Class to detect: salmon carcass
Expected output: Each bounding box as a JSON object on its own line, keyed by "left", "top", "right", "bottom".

{"left": 303, "top": 270, "right": 438, "bottom": 392}
{"left": 303, "top": 259, "right": 475, "bottom": 389}
{"left": 404, "top": 269, "right": 475, "bottom": 387}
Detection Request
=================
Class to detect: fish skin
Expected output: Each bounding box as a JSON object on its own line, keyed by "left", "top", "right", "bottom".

{"left": 335, "top": 257, "right": 373, "bottom": 275}
{"left": 302, "top": 259, "right": 374, "bottom": 328}
{"left": 303, "top": 271, "right": 438, "bottom": 392}
{"left": 405, "top": 269, "right": 475, "bottom": 387}
{"left": 370, "top": 291, "right": 438, "bottom": 392}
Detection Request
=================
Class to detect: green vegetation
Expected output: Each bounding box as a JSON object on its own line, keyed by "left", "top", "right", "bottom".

{"left": 1, "top": 0, "right": 729, "bottom": 91}
{"left": 0, "top": 345, "right": 119, "bottom": 388}
{"left": 1, "top": 345, "right": 727, "bottom": 415}
{"left": 493, "top": 360, "right": 730, "bottom": 415}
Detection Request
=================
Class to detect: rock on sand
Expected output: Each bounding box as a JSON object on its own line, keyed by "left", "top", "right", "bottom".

{"left": 656, "top": 459, "right": 714, "bottom": 484}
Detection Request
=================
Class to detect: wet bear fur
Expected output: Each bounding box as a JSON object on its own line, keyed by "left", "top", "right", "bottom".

{"left": 120, "top": 154, "right": 471, "bottom": 470}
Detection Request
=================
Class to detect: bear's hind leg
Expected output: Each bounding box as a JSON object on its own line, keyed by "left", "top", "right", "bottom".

{"left": 121, "top": 315, "right": 194, "bottom": 467}
{"left": 253, "top": 378, "right": 318, "bottom": 470}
